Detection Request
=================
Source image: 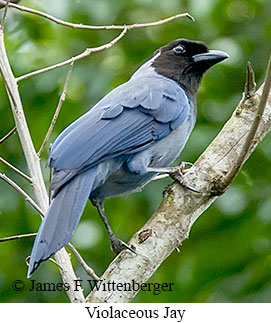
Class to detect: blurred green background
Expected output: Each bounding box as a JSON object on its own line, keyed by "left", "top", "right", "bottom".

{"left": 0, "top": 0, "right": 271, "bottom": 303}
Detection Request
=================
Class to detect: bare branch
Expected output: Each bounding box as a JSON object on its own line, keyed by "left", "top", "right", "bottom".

{"left": 37, "top": 62, "right": 73, "bottom": 157}
{"left": 15, "top": 11, "right": 193, "bottom": 82}
{"left": 0, "top": 0, "right": 9, "bottom": 30}
{"left": 0, "top": 232, "right": 36, "bottom": 243}
{"left": 0, "top": 157, "right": 32, "bottom": 182}
{"left": 16, "top": 28, "right": 127, "bottom": 82}
{"left": 67, "top": 243, "right": 100, "bottom": 280}
{"left": 0, "top": 126, "right": 16, "bottom": 144}
{"left": 0, "top": 172, "right": 45, "bottom": 216}
{"left": 0, "top": 29, "right": 48, "bottom": 207}
{"left": 0, "top": 1, "right": 193, "bottom": 30}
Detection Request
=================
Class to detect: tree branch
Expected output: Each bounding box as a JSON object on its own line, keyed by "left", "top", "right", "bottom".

{"left": 0, "top": 0, "right": 9, "bottom": 30}
{"left": 86, "top": 64, "right": 271, "bottom": 302}
{"left": 0, "top": 1, "right": 193, "bottom": 30}
{"left": 16, "top": 28, "right": 127, "bottom": 82}
{"left": 0, "top": 232, "right": 36, "bottom": 243}
{"left": 0, "top": 126, "right": 16, "bottom": 144}
{"left": 0, "top": 172, "right": 44, "bottom": 216}
{"left": 14, "top": 11, "right": 192, "bottom": 82}
{"left": 0, "top": 157, "right": 32, "bottom": 182}
{"left": 67, "top": 243, "right": 100, "bottom": 280}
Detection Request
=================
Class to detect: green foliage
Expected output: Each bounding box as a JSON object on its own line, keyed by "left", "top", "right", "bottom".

{"left": 0, "top": 0, "right": 270, "bottom": 303}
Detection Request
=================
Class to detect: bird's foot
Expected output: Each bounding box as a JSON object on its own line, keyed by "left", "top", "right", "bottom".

{"left": 147, "top": 164, "right": 200, "bottom": 193}
{"left": 168, "top": 166, "right": 200, "bottom": 194}
{"left": 110, "top": 236, "right": 136, "bottom": 255}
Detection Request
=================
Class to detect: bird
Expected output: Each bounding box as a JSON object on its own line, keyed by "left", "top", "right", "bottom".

{"left": 27, "top": 38, "right": 229, "bottom": 277}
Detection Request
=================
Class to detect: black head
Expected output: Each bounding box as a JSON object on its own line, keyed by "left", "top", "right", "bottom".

{"left": 152, "top": 38, "right": 229, "bottom": 100}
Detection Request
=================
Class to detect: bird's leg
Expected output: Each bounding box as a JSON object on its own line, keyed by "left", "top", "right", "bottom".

{"left": 91, "top": 197, "right": 136, "bottom": 255}
{"left": 147, "top": 163, "right": 200, "bottom": 193}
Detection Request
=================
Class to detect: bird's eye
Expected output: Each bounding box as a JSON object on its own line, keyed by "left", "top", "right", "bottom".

{"left": 173, "top": 44, "right": 186, "bottom": 55}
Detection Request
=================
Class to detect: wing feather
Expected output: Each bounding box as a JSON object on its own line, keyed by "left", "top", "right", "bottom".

{"left": 49, "top": 75, "right": 192, "bottom": 188}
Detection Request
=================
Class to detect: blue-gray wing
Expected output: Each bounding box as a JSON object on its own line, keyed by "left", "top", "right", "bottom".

{"left": 48, "top": 76, "right": 191, "bottom": 190}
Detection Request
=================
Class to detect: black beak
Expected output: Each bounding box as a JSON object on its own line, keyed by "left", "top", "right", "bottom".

{"left": 193, "top": 50, "right": 229, "bottom": 68}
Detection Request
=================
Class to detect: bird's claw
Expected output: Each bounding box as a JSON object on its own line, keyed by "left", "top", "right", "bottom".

{"left": 110, "top": 237, "right": 137, "bottom": 255}
{"left": 168, "top": 165, "right": 200, "bottom": 194}
{"left": 147, "top": 164, "right": 200, "bottom": 193}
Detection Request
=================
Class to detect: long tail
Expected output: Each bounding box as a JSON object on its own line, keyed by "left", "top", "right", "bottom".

{"left": 27, "top": 167, "right": 97, "bottom": 278}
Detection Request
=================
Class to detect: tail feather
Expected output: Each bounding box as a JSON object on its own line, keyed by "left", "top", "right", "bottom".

{"left": 27, "top": 167, "right": 97, "bottom": 278}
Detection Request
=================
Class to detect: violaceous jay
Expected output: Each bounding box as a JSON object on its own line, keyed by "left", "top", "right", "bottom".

{"left": 27, "top": 38, "right": 228, "bottom": 277}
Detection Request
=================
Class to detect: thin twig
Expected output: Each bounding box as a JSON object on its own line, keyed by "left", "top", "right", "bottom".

{"left": 16, "top": 27, "right": 127, "bottom": 82}
{"left": 225, "top": 55, "right": 271, "bottom": 186}
{"left": 0, "top": 1, "right": 193, "bottom": 30}
{"left": 38, "top": 61, "right": 74, "bottom": 157}
{"left": 0, "top": 173, "right": 45, "bottom": 217}
{"left": 0, "top": 232, "right": 36, "bottom": 242}
{"left": 0, "top": 126, "right": 16, "bottom": 144}
{"left": 0, "top": 0, "right": 9, "bottom": 30}
{"left": 67, "top": 243, "right": 100, "bottom": 280}
{"left": 15, "top": 11, "right": 193, "bottom": 82}
{"left": 0, "top": 157, "right": 32, "bottom": 182}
